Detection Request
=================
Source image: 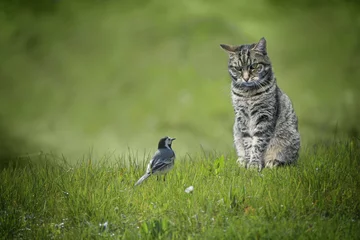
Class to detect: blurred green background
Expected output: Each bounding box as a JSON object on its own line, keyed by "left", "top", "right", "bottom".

{"left": 0, "top": 0, "right": 359, "bottom": 162}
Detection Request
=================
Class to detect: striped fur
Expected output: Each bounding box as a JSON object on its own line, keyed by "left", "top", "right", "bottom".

{"left": 220, "top": 38, "right": 300, "bottom": 171}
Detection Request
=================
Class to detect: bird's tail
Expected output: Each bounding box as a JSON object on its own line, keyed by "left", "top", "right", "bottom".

{"left": 134, "top": 173, "right": 151, "bottom": 186}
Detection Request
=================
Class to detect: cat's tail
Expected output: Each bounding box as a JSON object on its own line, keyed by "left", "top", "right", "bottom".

{"left": 134, "top": 173, "right": 151, "bottom": 186}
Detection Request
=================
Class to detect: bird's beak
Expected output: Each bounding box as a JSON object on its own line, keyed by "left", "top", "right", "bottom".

{"left": 171, "top": 138, "right": 176, "bottom": 141}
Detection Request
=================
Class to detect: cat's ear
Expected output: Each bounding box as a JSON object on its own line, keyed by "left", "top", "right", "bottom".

{"left": 253, "top": 37, "right": 267, "bottom": 53}
{"left": 220, "top": 44, "right": 238, "bottom": 54}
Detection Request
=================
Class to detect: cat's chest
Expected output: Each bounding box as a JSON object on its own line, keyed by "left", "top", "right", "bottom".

{"left": 234, "top": 99, "right": 261, "bottom": 129}
{"left": 233, "top": 98, "right": 252, "bottom": 112}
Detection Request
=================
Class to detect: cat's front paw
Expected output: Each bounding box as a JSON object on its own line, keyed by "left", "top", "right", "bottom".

{"left": 246, "top": 161, "right": 263, "bottom": 172}
{"left": 236, "top": 157, "right": 247, "bottom": 168}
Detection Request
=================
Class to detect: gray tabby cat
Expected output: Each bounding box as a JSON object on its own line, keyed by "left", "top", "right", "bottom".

{"left": 220, "top": 37, "right": 300, "bottom": 171}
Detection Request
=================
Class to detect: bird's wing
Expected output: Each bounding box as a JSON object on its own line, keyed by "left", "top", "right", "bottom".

{"left": 151, "top": 159, "right": 173, "bottom": 173}
{"left": 147, "top": 149, "right": 175, "bottom": 174}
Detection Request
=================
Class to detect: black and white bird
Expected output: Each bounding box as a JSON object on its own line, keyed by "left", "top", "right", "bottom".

{"left": 134, "top": 136, "right": 176, "bottom": 186}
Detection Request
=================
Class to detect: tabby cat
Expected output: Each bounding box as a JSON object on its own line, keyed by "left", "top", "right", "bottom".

{"left": 220, "top": 37, "right": 300, "bottom": 171}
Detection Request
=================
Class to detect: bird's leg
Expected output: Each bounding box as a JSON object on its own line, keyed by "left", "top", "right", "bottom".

{"left": 157, "top": 176, "right": 159, "bottom": 181}
{"left": 163, "top": 174, "right": 166, "bottom": 182}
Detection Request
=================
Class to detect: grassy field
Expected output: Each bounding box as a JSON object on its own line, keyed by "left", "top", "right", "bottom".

{"left": 1, "top": 139, "right": 359, "bottom": 239}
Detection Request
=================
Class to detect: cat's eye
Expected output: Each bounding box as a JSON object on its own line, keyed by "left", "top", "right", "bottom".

{"left": 250, "top": 63, "right": 258, "bottom": 69}
{"left": 231, "top": 66, "right": 242, "bottom": 71}
{"left": 250, "top": 63, "right": 263, "bottom": 72}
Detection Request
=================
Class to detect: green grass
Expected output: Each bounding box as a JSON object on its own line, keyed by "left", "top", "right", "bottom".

{"left": 1, "top": 139, "right": 360, "bottom": 239}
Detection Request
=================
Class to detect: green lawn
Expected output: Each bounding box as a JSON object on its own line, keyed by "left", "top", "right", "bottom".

{"left": 1, "top": 139, "right": 359, "bottom": 239}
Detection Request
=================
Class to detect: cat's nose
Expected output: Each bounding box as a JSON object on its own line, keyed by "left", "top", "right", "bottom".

{"left": 242, "top": 71, "right": 250, "bottom": 82}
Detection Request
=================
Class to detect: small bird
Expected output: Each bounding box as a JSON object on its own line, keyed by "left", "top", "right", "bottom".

{"left": 134, "top": 136, "right": 176, "bottom": 186}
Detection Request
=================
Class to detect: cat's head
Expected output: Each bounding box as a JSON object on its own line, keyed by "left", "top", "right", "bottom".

{"left": 220, "top": 37, "right": 273, "bottom": 90}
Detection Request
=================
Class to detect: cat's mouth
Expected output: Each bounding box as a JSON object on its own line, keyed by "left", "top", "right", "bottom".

{"left": 236, "top": 79, "right": 257, "bottom": 88}
{"left": 231, "top": 75, "right": 261, "bottom": 89}
{"left": 241, "top": 81, "right": 254, "bottom": 86}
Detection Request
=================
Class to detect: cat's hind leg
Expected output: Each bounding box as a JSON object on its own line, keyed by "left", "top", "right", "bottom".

{"left": 264, "top": 137, "right": 300, "bottom": 168}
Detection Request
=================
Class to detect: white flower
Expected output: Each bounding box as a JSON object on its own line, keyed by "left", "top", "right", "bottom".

{"left": 185, "top": 186, "right": 194, "bottom": 194}
{"left": 99, "top": 221, "right": 108, "bottom": 230}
